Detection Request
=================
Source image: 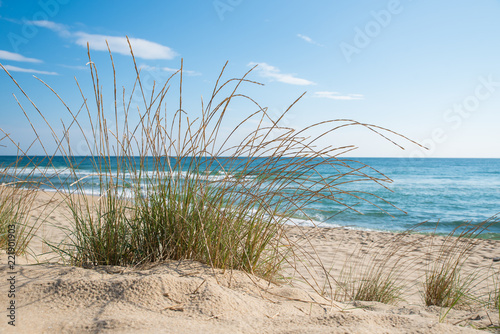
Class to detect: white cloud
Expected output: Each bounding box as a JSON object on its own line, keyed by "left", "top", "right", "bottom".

{"left": 248, "top": 62, "right": 315, "bottom": 86}
{"left": 140, "top": 64, "right": 200, "bottom": 76}
{"left": 313, "top": 91, "right": 364, "bottom": 100}
{"left": 140, "top": 64, "right": 159, "bottom": 72}
{"left": 297, "top": 34, "right": 324, "bottom": 47}
{"left": 0, "top": 50, "right": 42, "bottom": 63}
{"left": 162, "top": 66, "right": 201, "bottom": 76}
{"left": 24, "top": 20, "right": 177, "bottom": 60}
{"left": 2, "top": 65, "right": 58, "bottom": 75}
{"left": 28, "top": 20, "right": 71, "bottom": 37}
{"left": 74, "top": 32, "right": 177, "bottom": 60}
{"left": 59, "top": 64, "right": 87, "bottom": 70}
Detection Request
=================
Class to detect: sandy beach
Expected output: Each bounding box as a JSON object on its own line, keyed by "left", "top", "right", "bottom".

{"left": 2, "top": 0, "right": 500, "bottom": 332}
{"left": 1, "top": 190, "right": 500, "bottom": 333}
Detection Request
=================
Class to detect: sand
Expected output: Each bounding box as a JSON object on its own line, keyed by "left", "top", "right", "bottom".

{"left": 1, "top": 190, "right": 500, "bottom": 333}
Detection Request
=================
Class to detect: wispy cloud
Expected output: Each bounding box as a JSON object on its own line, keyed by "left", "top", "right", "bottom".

{"left": 28, "top": 20, "right": 71, "bottom": 37}
{"left": 24, "top": 20, "right": 177, "bottom": 60}
{"left": 0, "top": 50, "right": 55, "bottom": 74}
{"left": 161, "top": 66, "right": 201, "bottom": 76}
{"left": 297, "top": 34, "right": 324, "bottom": 47}
{"left": 248, "top": 62, "right": 315, "bottom": 86}
{"left": 0, "top": 50, "right": 42, "bottom": 63}
{"left": 59, "top": 64, "right": 87, "bottom": 71}
{"left": 74, "top": 33, "right": 177, "bottom": 60}
{"left": 313, "top": 91, "right": 364, "bottom": 100}
{"left": 141, "top": 65, "right": 201, "bottom": 76}
{"left": 2, "top": 64, "right": 58, "bottom": 75}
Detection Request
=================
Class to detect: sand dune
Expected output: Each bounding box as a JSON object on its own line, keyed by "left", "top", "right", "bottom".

{"left": 1, "top": 190, "right": 499, "bottom": 333}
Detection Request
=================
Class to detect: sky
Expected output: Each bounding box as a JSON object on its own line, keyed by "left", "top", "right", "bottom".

{"left": 1, "top": 0, "right": 500, "bottom": 157}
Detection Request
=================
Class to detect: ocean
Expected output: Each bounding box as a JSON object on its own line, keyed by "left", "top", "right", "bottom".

{"left": 1, "top": 156, "right": 499, "bottom": 237}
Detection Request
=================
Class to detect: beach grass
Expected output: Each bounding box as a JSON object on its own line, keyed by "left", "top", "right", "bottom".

{"left": 0, "top": 154, "right": 40, "bottom": 255}
{"left": 0, "top": 39, "right": 422, "bottom": 282}
{"left": 334, "top": 258, "right": 404, "bottom": 304}
{"left": 483, "top": 269, "right": 500, "bottom": 329}
{"left": 332, "top": 228, "right": 427, "bottom": 305}
{"left": 495, "top": 271, "right": 500, "bottom": 328}
{"left": 421, "top": 221, "right": 496, "bottom": 316}
{"left": 4, "top": 39, "right": 499, "bottom": 326}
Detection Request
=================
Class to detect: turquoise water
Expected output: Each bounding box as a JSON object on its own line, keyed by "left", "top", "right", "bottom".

{"left": 325, "top": 158, "right": 500, "bottom": 235}
{"left": 1, "top": 156, "right": 499, "bottom": 236}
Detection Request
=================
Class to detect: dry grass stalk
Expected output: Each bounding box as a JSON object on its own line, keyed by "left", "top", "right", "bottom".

{"left": 1, "top": 41, "right": 422, "bottom": 288}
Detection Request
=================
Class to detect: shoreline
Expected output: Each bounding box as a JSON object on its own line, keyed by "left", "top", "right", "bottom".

{"left": 4, "top": 155, "right": 500, "bottom": 239}
{"left": 16, "top": 187, "right": 500, "bottom": 239}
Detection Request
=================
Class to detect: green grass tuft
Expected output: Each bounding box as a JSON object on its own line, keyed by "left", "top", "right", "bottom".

{"left": 1, "top": 39, "right": 423, "bottom": 283}
{"left": 421, "top": 222, "right": 494, "bottom": 312}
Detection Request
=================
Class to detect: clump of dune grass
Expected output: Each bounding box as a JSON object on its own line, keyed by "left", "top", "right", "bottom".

{"left": 1, "top": 39, "right": 421, "bottom": 281}
{"left": 332, "top": 229, "right": 423, "bottom": 304}
{"left": 0, "top": 153, "right": 40, "bottom": 255}
{"left": 466, "top": 250, "right": 500, "bottom": 329}
{"left": 493, "top": 271, "right": 500, "bottom": 314}
{"left": 335, "top": 260, "right": 403, "bottom": 304}
{"left": 421, "top": 221, "right": 495, "bottom": 311}
{"left": 482, "top": 269, "right": 500, "bottom": 329}
{"left": 492, "top": 270, "right": 500, "bottom": 328}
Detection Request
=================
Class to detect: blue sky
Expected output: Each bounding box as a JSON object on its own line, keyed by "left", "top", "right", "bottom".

{"left": 1, "top": 0, "right": 500, "bottom": 157}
